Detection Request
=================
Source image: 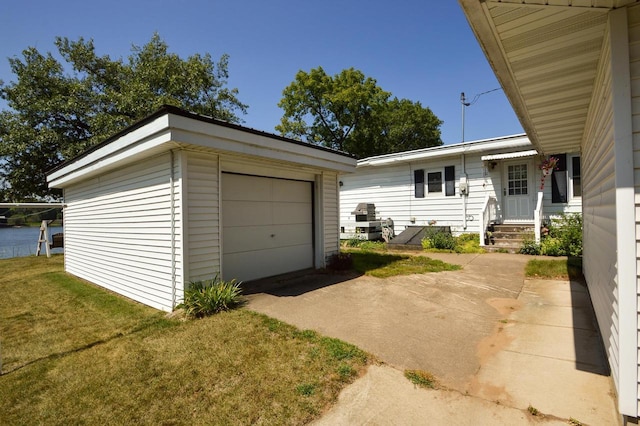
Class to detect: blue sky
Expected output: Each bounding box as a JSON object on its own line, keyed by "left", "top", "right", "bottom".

{"left": 0, "top": 0, "right": 523, "bottom": 145}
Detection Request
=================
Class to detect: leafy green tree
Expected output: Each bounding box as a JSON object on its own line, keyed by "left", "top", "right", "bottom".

{"left": 0, "top": 34, "right": 247, "bottom": 200}
{"left": 277, "top": 66, "right": 442, "bottom": 157}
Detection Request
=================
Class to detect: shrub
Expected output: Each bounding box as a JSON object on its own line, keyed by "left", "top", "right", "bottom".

{"left": 541, "top": 236, "right": 563, "bottom": 256}
{"left": 177, "top": 275, "right": 243, "bottom": 318}
{"left": 421, "top": 238, "right": 432, "bottom": 250}
{"left": 422, "top": 227, "right": 457, "bottom": 251}
{"left": 548, "top": 213, "right": 582, "bottom": 256}
{"left": 519, "top": 236, "right": 541, "bottom": 255}
{"left": 327, "top": 252, "right": 353, "bottom": 270}
{"left": 456, "top": 233, "right": 479, "bottom": 243}
{"left": 454, "top": 233, "right": 484, "bottom": 253}
{"left": 345, "top": 237, "right": 363, "bottom": 247}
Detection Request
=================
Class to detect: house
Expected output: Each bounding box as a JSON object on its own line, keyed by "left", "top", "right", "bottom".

{"left": 46, "top": 105, "right": 355, "bottom": 312}
{"left": 340, "top": 134, "right": 581, "bottom": 244}
{"left": 460, "top": 0, "right": 640, "bottom": 421}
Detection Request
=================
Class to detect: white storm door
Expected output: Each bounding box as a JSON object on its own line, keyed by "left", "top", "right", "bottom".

{"left": 222, "top": 173, "right": 314, "bottom": 283}
{"left": 503, "top": 161, "right": 533, "bottom": 221}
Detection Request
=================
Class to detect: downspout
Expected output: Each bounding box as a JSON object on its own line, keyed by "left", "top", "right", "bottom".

{"left": 461, "top": 92, "right": 469, "bottom": 231}
{"left": 461, "top": 152, "right": 468, "bottom": 230}
{"left": 170, "top": 149, "right": 177, "bottom": 310}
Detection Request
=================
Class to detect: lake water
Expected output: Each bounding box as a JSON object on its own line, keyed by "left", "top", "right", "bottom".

{"left": 0, "top": 226, "right": 64, "bottom": 259}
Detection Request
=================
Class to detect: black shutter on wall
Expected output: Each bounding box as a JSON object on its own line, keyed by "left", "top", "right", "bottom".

{"left": 414, "top": 170, "right": 424, "bottom": 198}
{"left": 551, "top": 154, "right": 567, "bottom": 203}
{"left": 445, "top": 166, "right": 455, "bottom": 196}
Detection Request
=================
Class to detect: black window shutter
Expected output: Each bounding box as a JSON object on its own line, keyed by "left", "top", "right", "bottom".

{"left": 551, "top": 154, "right": 567, "bottom": 203}
{"left": 445, "top": 166, "right": 455, "bottom": 196}
{"left": 414, "top": 170, "right": 424, "bottom": 198}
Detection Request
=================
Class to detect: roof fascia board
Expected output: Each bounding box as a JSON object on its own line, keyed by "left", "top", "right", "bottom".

{"left": 168, "top": 114, "right": 356, "bottom": 172}
{"left": 357, "top": 135, "right": 531, "bottom": 167}
{"left": 48, "top": 129, "right": 174, "bottom": 187}
{"left": 47, "top": 110, "right": 357, "bottom": 188}
{"left": 486, "top": 1, "right": 610, "bottom": 12}
{"left": 171, "top": 128, "right": 355, "bottom": 173}
{"left": 163, "top": 105, "right": 354, "bottom": 159}
{"left": 47, "top": 115, "right": 171, "bottom": 183}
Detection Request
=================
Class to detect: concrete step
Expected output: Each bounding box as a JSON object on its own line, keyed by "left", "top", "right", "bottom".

{"left": 490, "top": 232, "right": 532, "bottom": 240}
{"left": 483, "top": 245, "right": 521, "bottom": 254}
{"left": 491, "top": 224, "right": 534, "bottom": 233}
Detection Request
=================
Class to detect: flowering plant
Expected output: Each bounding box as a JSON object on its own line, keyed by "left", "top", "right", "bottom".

{"left": 539, "top": 156, "right": 559, "bottom": 190}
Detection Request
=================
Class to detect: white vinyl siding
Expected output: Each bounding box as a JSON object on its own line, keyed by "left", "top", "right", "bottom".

{"left": 63, "top": 152, "right": 182, "bottom": 311}
{"left": 340, "top": 154, "right": 490, "bottom": 236}
{"left": 629, "top": 3, "right": 640, "bottom": 415}
{"left": 323, "top": 172, "right": 340, "bottom": 258}
{"left": 186, "top": 151, "right": 220, "bottom": 282}
{"left": 581, "top": 14, "right": 640, "bottom": 416}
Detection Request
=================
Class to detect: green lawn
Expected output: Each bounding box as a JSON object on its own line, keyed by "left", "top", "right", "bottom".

{"left": 343, "top": 248, "right": 461, "bottom": 278}
{"left": 525, "top": 257, "right": 583, "bottom": 280}
{"left": 0, "top": 256, "right": 369, "bottom": 425}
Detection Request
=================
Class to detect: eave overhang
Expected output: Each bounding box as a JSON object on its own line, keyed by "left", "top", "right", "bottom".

{"left": 459, "top": 0, "right": 638, "bottom": 155}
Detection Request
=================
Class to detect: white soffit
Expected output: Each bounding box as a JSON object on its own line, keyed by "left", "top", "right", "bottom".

{"left": 460, "top": 0, "right": 638, "bottom": 154}
{"left": 481, "top": 149, "right": 538, "bottom": 161}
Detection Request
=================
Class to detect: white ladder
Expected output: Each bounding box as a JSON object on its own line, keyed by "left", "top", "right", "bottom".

{"left": 36, "top": 220, "right": 53, "bottom": 257}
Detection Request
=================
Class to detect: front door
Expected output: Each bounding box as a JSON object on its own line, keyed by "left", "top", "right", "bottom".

{"left": 503, "top": 160, "right": 533, "bottom": 221}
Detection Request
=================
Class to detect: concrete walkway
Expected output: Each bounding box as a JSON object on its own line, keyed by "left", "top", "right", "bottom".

{"left": 245, "top": 253, "right": 619, "bottom": 425}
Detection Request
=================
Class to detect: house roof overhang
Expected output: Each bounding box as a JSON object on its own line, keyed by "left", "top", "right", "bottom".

{"left": 47, "top": 106, "right": 357, "bottom": 188}
{"left": 458, "top": 0, "right": 638, "bottom": 155}
{"left": 356, "top": 133, "right": 532, "bottom": 167}
{"left": 481, "top": 149, "right": 538, "bottom": 161}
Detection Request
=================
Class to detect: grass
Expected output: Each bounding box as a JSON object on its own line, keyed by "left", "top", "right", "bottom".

{"left": 524, "top": 257, "right": 583, "bottom": 281}
{"left": 344, "top": 249, "right": 461, "bottom": 278}
{"left": 0, "top": 255, "right": 369, "bottom": 425}
{"left": 404, "top": 369, "right": 439, "bottom": 389}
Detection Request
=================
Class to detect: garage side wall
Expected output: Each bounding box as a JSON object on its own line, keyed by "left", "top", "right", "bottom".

{"left": 185, "top": 151, "right": 221, "bottom": 282}
{"left": 63, "top": 151, "right": 182, "bottom": 311}
{"left": 323, "top": 171, "right": 340, "bottom": 261}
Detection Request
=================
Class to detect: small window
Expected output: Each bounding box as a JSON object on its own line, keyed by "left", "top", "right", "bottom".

{"left": 444, "top": 166, "right": 455, "bottom": 196}
{"left": 427, "top": 171, "right": 442, "bottom": 193}
{"left": 414, "top": 170, "right": 424, "bottom": 198}
{"left": 571, "top": 156, "right": 581, "bottom": 197}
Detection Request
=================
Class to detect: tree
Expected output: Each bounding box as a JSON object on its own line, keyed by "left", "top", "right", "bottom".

{"left": 0, "top": 34, "right": 248, "bottom": 200}
{"left": 276, "top": 66, "right": 442, "bottom": 158}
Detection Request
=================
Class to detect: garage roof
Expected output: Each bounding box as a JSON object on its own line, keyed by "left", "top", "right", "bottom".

{"left": 47, "top": 105, "right": 357, "bottom": 188}
{"left": 459, "top": 0, "right": 638, "bottom": 154}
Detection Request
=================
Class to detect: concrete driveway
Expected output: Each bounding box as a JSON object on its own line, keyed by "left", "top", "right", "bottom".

{"left": 245, "top": 252, "right": 619, "bottom": 425}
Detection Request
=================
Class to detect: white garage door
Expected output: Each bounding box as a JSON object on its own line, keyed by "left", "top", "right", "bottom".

{"left": 222, "top": 173, "right": 314, "bottom": 282}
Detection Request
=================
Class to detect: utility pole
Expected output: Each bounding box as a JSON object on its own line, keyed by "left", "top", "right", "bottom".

{"left": 460, "top": 92, "right": 470, "bottom": 143}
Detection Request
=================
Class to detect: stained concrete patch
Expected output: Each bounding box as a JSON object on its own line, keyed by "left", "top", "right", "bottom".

{"left": 313, "top": 365, "right": 569, "bottom": 426}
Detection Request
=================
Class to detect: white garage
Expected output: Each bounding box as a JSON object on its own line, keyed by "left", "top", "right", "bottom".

{"left": 222, "top": 173, "right": 314, "bottom": 282}
{"left": 47, "top": 105, "right": 356, "bottom": 311}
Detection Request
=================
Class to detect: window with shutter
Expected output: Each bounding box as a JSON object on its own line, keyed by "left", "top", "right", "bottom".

{"left": 445, "top": 166, "right": 455, "bottom": 196}
{"left": 551, "top": 154, "right": 568, "bottom": 203}
{"left": 414, "top": 170, "right": 424, "bottom": 198}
